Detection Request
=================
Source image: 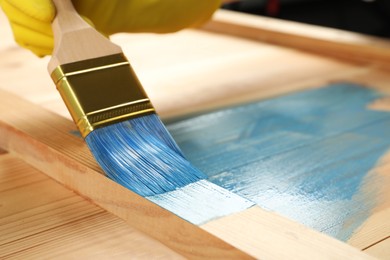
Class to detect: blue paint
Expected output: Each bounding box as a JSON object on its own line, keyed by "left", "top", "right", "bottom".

{"left": 147, "top": 180, "right": 255, "bottom": 225}
{"left": 73, "top": 115, "right": 254, "bottom": 224}
{"left": 167, "top": 84, "right": 390, "bottom": 241}
{"left": 85, "top": 114, "right": 206, "bottom": 197}
{"left": 70, "top": 130, "right": 82, "bottom": 138}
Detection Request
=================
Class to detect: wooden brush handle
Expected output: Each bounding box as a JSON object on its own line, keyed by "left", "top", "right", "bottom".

{"left": 48, "top": 0, "right": 122, "bottom": 73}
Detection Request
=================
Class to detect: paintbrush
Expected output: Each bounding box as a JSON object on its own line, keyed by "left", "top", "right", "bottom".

{"left": 48, "top": 0, "right": 207, "bottom": 196}
{"left": 47, "top": 1, "right": 254, "bottom": 226}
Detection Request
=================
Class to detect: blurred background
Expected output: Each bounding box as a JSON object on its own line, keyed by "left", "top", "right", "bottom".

{"left": 222, "top": 0, "right": 390, "bottom": 38}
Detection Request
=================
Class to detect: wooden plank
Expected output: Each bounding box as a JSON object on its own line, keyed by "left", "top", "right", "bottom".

{"left": 203, "top": 206, "right": 371, "bottom": 260}
{"left": 0, "top": 91, "right": 251, "bottom": 258}
{"left": 0, "top": 27, "right": 367, "bottom": 119}
{"left": 168, "top": 83, "right": 390, "bottom": 249}
{"left": 0, "top": 7, "right": 386, "bottom": 258}
{"left": 0, "top": 153, "right": 183, "bottom": 259}
{"left": 0, "top": 89, "right": 372, "bottom": 259}
{"left": 326, "top": 69, "right": 390, "bottom": 252}
{"left": 347, "top": 153, "right": 390, "bottom": 250}
{"left": 364, "top": 237, "right": 390, "bottom": 260}
{"left": 1, "top": 9, "right": 389, "bottom": 118}
{"left": 0, "top": 8, "right": 368, "bottom": 120}
{"left": 203, "top": 10, "right": 390, "bottom": 66}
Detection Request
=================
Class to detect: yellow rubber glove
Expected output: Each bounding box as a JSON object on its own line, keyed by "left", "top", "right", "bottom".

{"left": 0, "top": 0, "right": 221, "bottom": 57}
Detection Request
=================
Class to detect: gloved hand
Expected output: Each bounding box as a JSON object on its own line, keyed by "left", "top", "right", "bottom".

{"left": 0, "top": 0, "right": 222, "bottom": 57}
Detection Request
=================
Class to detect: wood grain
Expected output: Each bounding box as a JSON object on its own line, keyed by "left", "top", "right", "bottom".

{"left": 364, "top": 237, "right": 390, "bottom": 260}
{"left": 0, "top": 9, "right": 382, "bottom": 119}
{"left": 202, "top": 206, "right": 370, "bottom": 260}
{"left": 0, "top": 89, "right": 374, "bottom": 259}
{"left": 203, "top": 10, "right": 390, "bottom": 66}
{"left": 348, "top": 151, "right": 390, "bottom": 250}
{"left": 0, "top": 153, "right": 183, "bottom": 259}
{"left": 0, "top": 9, "right": 366, "bottom": 120}
{"left": 1, "top": 7, "right": 389, "bottom": 258}
{"left": 169, "top": 83, "right": 390, "bottom": 248}
{"left": 0, "top": 90, "right": 251, "bottom": 259}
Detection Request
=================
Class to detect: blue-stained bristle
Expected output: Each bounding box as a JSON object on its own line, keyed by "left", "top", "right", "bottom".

{"left": 85, "top": 114, "right": 207, "bottom": 197}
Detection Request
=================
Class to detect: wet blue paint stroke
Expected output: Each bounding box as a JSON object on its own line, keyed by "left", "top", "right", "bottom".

{"left": 167, "top": 83, "right": 390, "bottom": 241}
{"left": 147, "top": 180, "right": 255, "bottom": 225}
{"left": 69, "top": 113, "right": 255, "bottom": 224}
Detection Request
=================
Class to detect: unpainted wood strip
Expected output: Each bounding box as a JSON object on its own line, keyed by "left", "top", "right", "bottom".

{"left": 368, "top": 97, "right": 390, "bottom": 112}
{"left": 344, "top": 67, "right": 390, "bottom": 96}
{"left": 364, "top": 237, "right": 390, "bottom": 260}
{"left": 0, "top": 7, "right": 368, "bottom": 120}
{"left": 348, "top": 151, "right": 390, "bottom": 250}
{"left": 0, "top": 154, "right": 47, "bottom": 193}
{"left": 0, "top": 154, "right": 183, "bottom": 259}
{"left": 147, "top": 46, "right": 363, "bottom": 118}
{"left": 203, "top": 10, "right": 390, "bottom": 66}
{"left": 202, "top": 206, "right": 373, "bottom": 260}
{"left": 350, "top": 208, "right": 390, "bottom": 251}
{"left": 340, "top": 68, "right": 390, "bottom": 252}
{"left": 0, "top": 89, "right": 373, "bottom": 259}
{"left": 0, "top": 90, "right": 251, "bottom": 259}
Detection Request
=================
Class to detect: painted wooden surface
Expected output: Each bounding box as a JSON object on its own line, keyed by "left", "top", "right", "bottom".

{"left": 0, "top": 89, "right": 256, "bottom": 259}
{"left": 0, "top": 89, "right": 371, "bottom": 259}
{"left": 0, "top": 8, "right": 389, "bottom": 259}
{"left": 168, "top": 83, "right": 390, "bottom": 245}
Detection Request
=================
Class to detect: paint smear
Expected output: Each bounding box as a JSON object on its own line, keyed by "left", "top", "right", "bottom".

{"left": 167, "top": 83, "right": 390, "bottom": 241}
{"left": 147, "top": 179, "right": 255, "bottom": 225}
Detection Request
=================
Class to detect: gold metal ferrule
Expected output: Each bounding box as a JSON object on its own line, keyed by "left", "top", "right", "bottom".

{"left": 51, "top": 53, "right": 155, "bottom": 138}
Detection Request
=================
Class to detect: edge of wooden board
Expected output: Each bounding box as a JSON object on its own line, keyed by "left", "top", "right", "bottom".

{"left": 202, "top": 206, "right": 373, "bottom": 260}
{"left": 0, "top": 89, "right": 373, "bottom": 259}
{"left": 203, "top": 9, "right": 390, "bottom": 66}
{"left": 0, "top": 90, "right": 250, "bottom": 259}
{"left": 364, "top": 237, "right": 390, "bottom": 259}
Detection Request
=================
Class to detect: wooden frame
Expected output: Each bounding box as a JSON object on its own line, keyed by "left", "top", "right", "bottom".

{"left": 203, "top": 10, "right": 390, "bottom": 66}
{"left": 1, "top": 9, "right": 389, "bottom": 259}
{"left": 0, "top": 90, "right": 371, "bottom": 259}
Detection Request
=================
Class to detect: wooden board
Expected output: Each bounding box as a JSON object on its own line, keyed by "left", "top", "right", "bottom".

{"left": 0, "top": 8, "right": 389, "bottom": 259}
{"left": 168, "top": 83, "right": 390, "bottom": 246}
{"left": 203, "top": 10, "right": 390, "bottom": 66}
{"left": 0, "top": 153, "right": 183, "bottom": 259}
{"left": 365, "top": 238, "right": 390, "bottom": 260}
{"left": 0, "top": 89, "right": 370, "bottom": 259}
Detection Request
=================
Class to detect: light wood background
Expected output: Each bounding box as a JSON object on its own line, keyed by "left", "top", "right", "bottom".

{"left": 1, "top": 8, "right": 389, "bottom": 259}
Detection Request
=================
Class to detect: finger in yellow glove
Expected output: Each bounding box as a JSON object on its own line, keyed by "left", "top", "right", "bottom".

{"left": 0, "top": 0, "right": 221, "bottom": 57}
